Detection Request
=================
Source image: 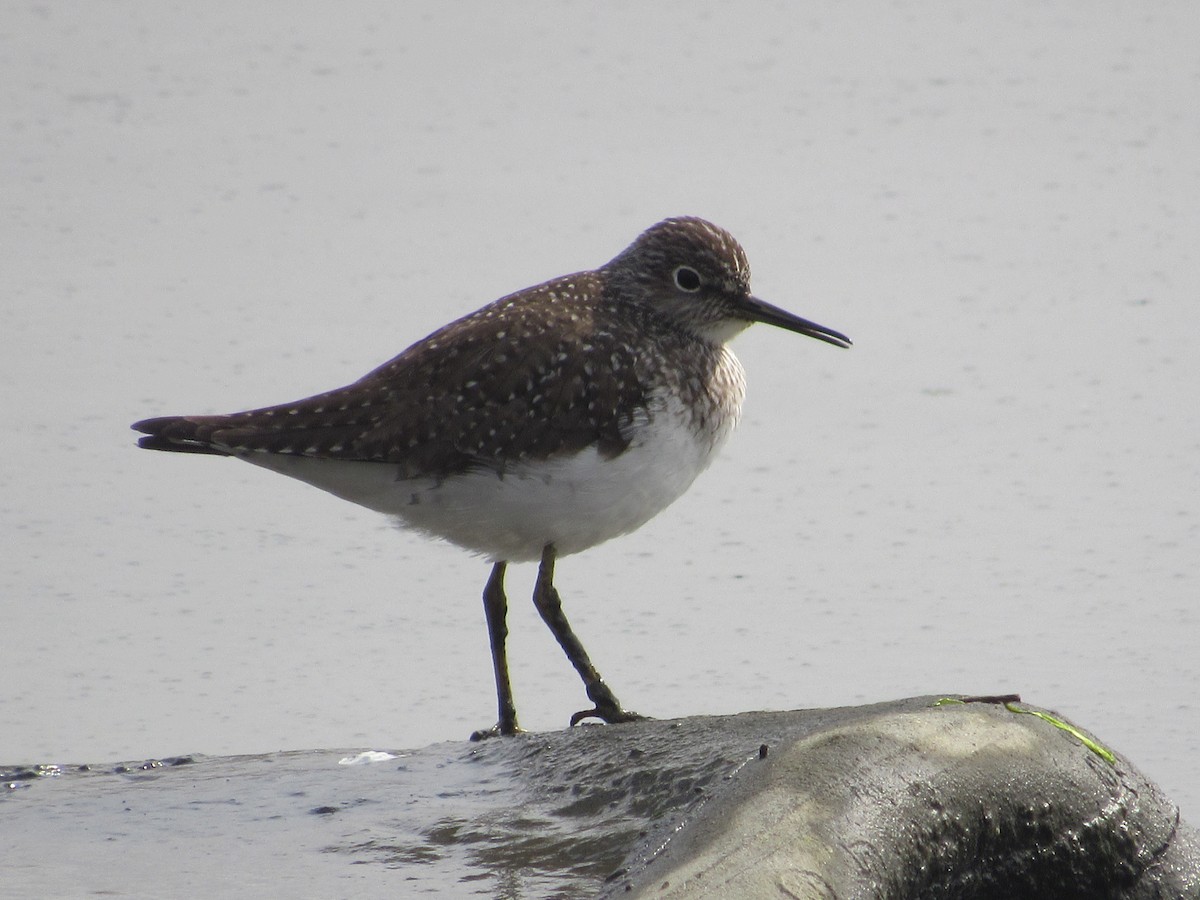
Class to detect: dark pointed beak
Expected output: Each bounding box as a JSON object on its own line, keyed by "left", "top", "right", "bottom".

{"left": 740, "top": 295, "right": 852, "bottom": 348}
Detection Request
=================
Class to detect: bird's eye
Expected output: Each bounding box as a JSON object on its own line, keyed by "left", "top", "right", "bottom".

{"left": 673, "top": 266, "right": 702, "bottom": 292}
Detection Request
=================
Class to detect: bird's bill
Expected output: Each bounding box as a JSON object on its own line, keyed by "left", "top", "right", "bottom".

{"left": 739, "top": 295, "right": 852, "bottom": 348}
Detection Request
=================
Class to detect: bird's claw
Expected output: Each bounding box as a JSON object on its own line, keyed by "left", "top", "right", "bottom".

{"left": 469, "top": 722, "right": 525, "bottom": 741}
{"left": 569, "top": 705, "right": 646, "bottom": 727}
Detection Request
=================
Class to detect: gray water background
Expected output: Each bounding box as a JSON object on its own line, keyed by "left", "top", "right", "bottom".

{"left": 4, "top": 0, "right": 1197, "bottom": 849}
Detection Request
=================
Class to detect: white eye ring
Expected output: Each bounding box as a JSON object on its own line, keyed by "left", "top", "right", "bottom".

{"left": 673, "top": 266, "right": 702, "bottom": 292}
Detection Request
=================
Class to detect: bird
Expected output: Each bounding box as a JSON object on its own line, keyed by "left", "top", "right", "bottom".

{"left": 132, "top": 216, "right": 851, "bottom": 738}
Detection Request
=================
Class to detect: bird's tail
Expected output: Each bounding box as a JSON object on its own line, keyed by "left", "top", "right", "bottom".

{"left": 131, "top": 416, "right": 233, "bottom": 456}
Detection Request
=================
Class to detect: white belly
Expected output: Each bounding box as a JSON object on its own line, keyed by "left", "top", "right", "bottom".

{"left": 240, "top": 391, "right": 740, "bottom": 563}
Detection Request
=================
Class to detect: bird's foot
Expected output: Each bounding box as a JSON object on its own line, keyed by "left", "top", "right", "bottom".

{"left": 569, "top": 704, "right": 646, "bottom": 727}
{"left": 469, "top": 721, "right": 525, "bottom": 742}
{"left": 569, "top": 680, "right": 646, "bottom": 727}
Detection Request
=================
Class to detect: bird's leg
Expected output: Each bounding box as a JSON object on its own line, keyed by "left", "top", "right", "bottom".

{"left": 532, "top": 544, "right": 644, "bottom": 727}
{"left": 469, "top": 561, "right": 522, "bottom": 740}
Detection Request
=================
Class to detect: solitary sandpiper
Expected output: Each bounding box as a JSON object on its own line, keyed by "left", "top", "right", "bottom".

{"left": 133, "top": 217, "right": 851, "bottom": 737}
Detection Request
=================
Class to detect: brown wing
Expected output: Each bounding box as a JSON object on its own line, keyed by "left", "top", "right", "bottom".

{"left": 132, "top": 274, "right": 650, "bottom": 479}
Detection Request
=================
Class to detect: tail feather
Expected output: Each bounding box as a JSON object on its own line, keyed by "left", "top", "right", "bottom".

{"left": 132, "top": 416, "right": 233, "bottom": 456}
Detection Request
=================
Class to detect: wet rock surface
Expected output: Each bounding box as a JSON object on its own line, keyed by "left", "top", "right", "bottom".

{"left": 4, "top": 697, "right": 1197, "bottom": 898}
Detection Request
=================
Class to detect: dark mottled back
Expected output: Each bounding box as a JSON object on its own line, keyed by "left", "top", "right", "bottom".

{"left": 133, "top": 218, "right": 750, "bottom": 479}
